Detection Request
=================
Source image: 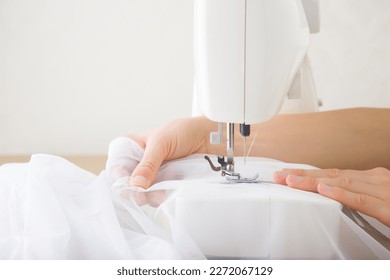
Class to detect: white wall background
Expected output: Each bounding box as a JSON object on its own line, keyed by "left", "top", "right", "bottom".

{"left": 309, "top": 0, "right": 390, "bottom": 109}
{"left": 1, "top": 0, "right": 389, "bottom": 155}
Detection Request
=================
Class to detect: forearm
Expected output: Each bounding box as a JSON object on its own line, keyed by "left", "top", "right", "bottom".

{"left": 205, "top": 108, "right": 390, "bottom": 170}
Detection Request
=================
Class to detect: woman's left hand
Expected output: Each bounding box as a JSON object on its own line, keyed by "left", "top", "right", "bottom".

{"left": 273, "top": 167, "right": 390, "bottom": 227}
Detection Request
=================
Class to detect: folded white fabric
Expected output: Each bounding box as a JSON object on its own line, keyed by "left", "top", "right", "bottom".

{"left": 0, "top": 149, "right": 202, "bottom": 259}
{"left": 0, "top": 155, "right": 132, "bottom": 259}
{"left": 0, "top": 137, "right": 389, "bottom": 259}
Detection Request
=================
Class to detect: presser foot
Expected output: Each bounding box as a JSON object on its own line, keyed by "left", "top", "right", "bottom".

{"left": 204, "top": 155, "right": 260, "bottom": 184}
{"left": 224, "top": 172, "right": 261, "bottom": 184}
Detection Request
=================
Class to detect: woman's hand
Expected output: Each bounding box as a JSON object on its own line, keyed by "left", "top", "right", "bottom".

{"left": 127, "top": 116, "right": 214, "bottom": 189}
{"left": 273, "top": 167, "right": 390, "bottom": 227}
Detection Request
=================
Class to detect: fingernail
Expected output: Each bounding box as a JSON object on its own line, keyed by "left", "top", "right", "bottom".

{"left": 132, "top": 192, "right": 146, "bottom": 205}
{"left": 318, "top": 183, "right": 333, "bottom": 194}
{"left": 149, "top": 197, "right": 163, "bottom": 207}
{"left": 274, "top": 171, "right": 289, "bottom": 180}
{"left": 287, "top": 175, "right": 304, "bottom": 183}
{"left": 130, "top": 175, "right": 147, "bottom": 188}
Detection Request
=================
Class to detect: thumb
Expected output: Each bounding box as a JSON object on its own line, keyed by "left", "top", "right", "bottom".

{"left": 129, "top": 139, "right": 165, "bottom": 189}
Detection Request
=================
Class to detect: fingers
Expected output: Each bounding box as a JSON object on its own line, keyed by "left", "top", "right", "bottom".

{"left": 274, "top": 168, "right": 389, "bottom": 198}
{"left": 274, "top": 168, "right": 377, "bottom": 185}
{"left": 120, "top": 188, "right": 167, "bottom": 208}
{"left": 145, "top": 190, "right": 167, "bottom": 207}
{"left": 130, "top": 137, "right": 166, "bottom": 189}
{"left": 120, "top": 188, "right": 147, "bottom": 205}
{"left": 275, "top": 172, "right": 381, "bottom": 198}
{"left": 273, "top": 167, "right": 390, "bottom": 227}
{"left": 273, "top": 172, "right": 318, "bottom": 192}
{"left": 318, "top": 183, "right": 390, "bottom": 227}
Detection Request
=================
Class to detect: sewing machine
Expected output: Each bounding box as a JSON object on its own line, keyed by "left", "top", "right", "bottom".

{"left": 152, "top": 0, "right": 389, "bottom": 259}
{"left": 193, "top": 0, "right": 320, "bottom": 181}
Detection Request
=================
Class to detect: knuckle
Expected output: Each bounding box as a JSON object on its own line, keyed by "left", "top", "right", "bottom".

{"left": 371, "top": 167, "right": 390, "bottom": 185}
{"left": 140, "top": 160, "right": 159, "bottom": 174}
{"left": 283, "top": 169, "right": 304, "bottom": 176}
{"left": 354, "top": 193, "right": 369, "bottom": 206}
{"left": 371, "top": 167, "right": 389, "bottom": 175}
{"left": 295, "top": 169, "right": 305, "bottom": 176}
{"left": 307, "top": 177, "right": 318, "bottom": 187}
{"left": 338, "top": 176, "right": 352, "bottom": 188}
{"left": 327, "top": 168, "right": 341, "bottom": 178}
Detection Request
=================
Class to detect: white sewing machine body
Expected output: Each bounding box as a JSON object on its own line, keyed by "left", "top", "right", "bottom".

{"left": 193, "top": 0, "right": 319, "bottom": 124}
{"left": 192, "top": 0, "right": 320, "bottom": 180}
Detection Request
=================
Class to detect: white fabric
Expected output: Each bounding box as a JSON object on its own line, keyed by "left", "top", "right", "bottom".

{"left": 0, "top": 137, "right": 389, "bottom": 259}
{"left": 0, "top": 147, "right": 202, "bottom": 260}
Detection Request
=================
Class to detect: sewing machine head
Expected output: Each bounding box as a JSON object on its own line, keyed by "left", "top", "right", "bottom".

{"left": 193, "top": 0, "right": 320, "bottom": 181}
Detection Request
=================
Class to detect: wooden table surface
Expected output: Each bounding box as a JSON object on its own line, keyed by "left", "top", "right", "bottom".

{"left": 0, "top": 155, "right": 107, "bottom": 175}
